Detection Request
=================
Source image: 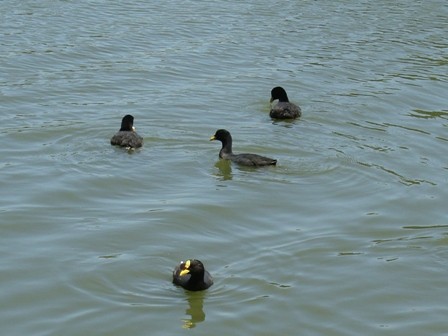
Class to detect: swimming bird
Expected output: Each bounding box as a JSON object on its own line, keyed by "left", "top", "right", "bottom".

{"left": 110, "top": 114, "right": 143, "bottom": 148}
{"left": 210, "top": 129, "right": 277, "bottom": 166}
{"left": 269, "top": 86, "right": 301, "bottom": 119}
{"left": 173, "top": 259, "right": 213, "bottom": 291}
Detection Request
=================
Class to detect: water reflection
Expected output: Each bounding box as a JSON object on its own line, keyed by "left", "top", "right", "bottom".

{"left": 271, "top": 119, "right": 297, "bottom": 127}
{"left": 181, "top": 292, "right": 206, "bottom": 329}
{"left": 213, "top": 159, "right": 232, "bottom": 180}
{"left": 357, "top": 160, "right": 436, "bottom": 186}
{"left": 409, "top": 109, "right": 448, "bottom": 120}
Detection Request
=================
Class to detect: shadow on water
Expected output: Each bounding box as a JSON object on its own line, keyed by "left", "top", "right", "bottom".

{"left": 181, "top": 292, "right": 206, "bottom": 329}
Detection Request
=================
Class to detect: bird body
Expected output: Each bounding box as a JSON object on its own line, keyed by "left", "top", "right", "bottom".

{"left": 110, "top": 114, "right": 143, "bottom": 148}
{"left": 269, "top": 86, "right": 301, "bottom": 119}
{"left": 173, "top": 259, "right": 213, "bottom": 291}
{"left": 210, "top": 129, "right": 277, "bottom": 166}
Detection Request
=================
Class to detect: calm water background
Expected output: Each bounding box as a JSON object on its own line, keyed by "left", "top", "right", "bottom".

{"left": 1, "top": 0, "right": 447, "bottom": 335}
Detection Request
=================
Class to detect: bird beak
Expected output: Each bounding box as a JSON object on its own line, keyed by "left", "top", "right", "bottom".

{"left": 179, "top": 269, "right": 190, "bottom": 276}
{"left": 210, "top": 135, "right": 216, "bottom": 141}
{"left": 179, "top": 259, "right": 191, "bottom": 276}
{"left": 269, "top": 97, "right": 274, "bottom": 103}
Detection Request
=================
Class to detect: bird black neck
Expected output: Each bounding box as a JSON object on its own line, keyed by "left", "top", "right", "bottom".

{"left": 279, "top": 93, "right": 289, "bottom": 103}
{"left": 120, "top": 125, "right": 133, "bottom": 131}
{"left": 219, "top": 136, "right": 233, "bottom": 157}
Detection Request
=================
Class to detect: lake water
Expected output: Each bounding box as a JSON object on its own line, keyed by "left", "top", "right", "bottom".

{"left": 1, "top": 0, "right": 447, "bottom": 335}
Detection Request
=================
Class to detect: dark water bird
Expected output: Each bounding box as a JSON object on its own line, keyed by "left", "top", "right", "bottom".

{"left": 210, "top": 129, "right": 277, "bottom": 166}
{"left": 269, "top": 86, "right": 301, "bottom": 119}
{"left": 173, "top": 259, "right": 213, "bottom": 291}
{"left": 110, "top": 114, "right": 143, "bottom": 148}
